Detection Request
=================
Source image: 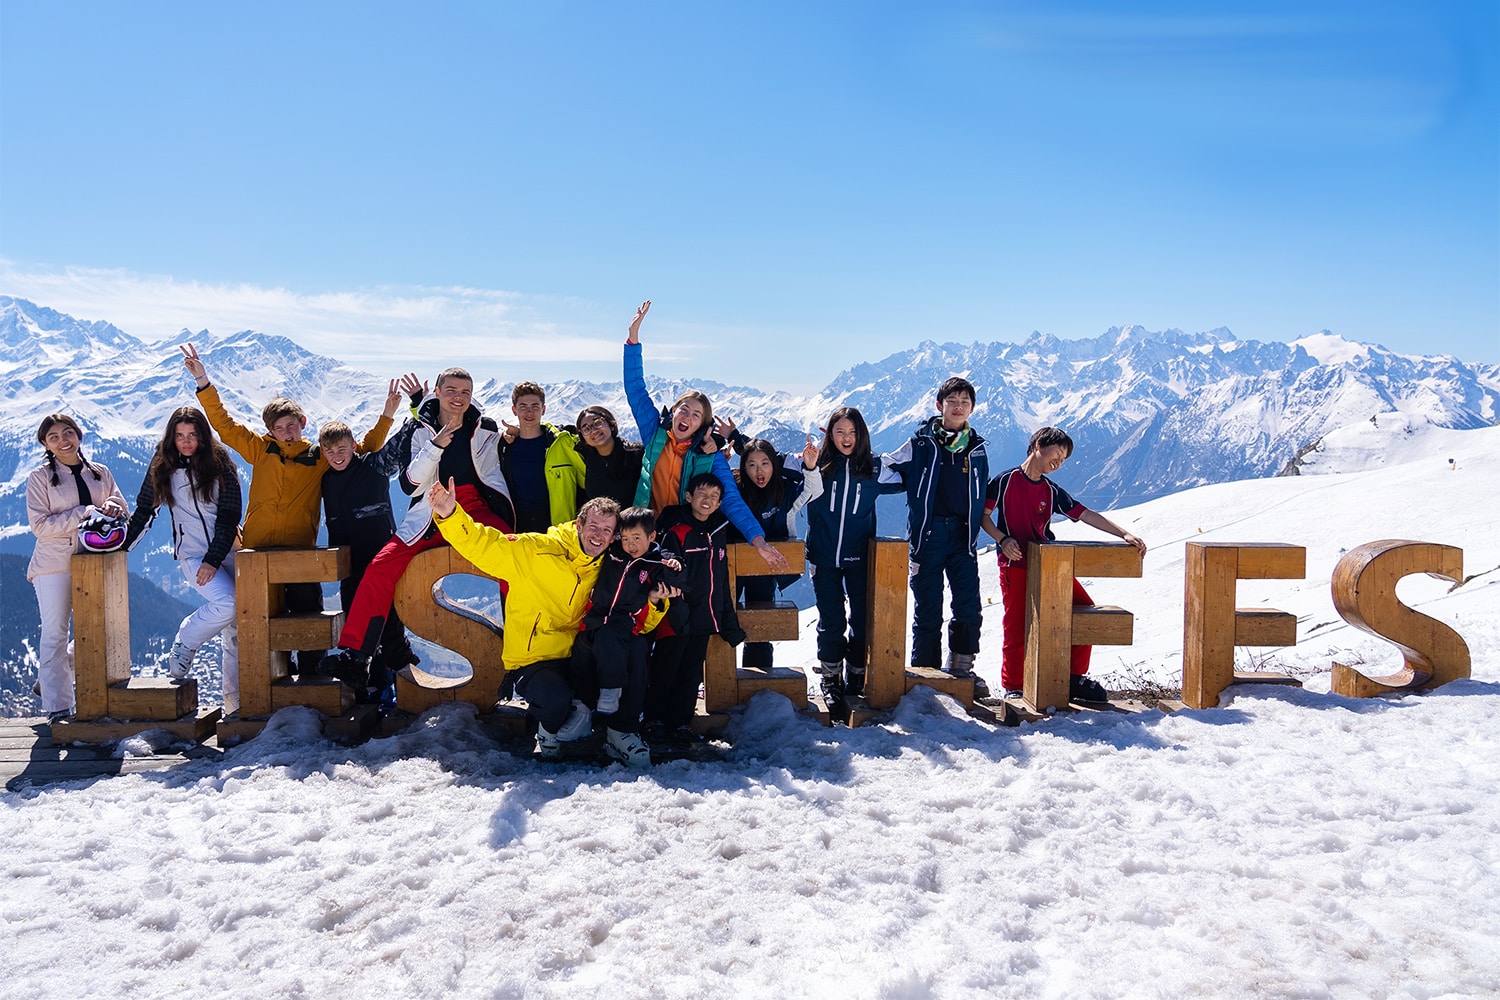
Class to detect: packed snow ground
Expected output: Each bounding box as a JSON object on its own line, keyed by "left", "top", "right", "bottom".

{"left": 2, "top": 432, "right": 1497, "bottom": 999}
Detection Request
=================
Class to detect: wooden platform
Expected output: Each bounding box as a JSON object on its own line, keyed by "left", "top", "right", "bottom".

{"left": 1, "top": 716, "right": 220, "bottom": 790}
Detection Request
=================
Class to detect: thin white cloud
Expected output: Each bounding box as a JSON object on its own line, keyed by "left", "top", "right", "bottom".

{"left": 0, "top": 261, "right": 837, "bottom": 391}
{"left": 0, "top": 261, "right": 630, "bottom": 368}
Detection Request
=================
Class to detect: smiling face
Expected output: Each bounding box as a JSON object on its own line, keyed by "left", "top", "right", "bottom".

{"left": 42, "top": 421, "right": 82, "bottom": 464}
{"left": 578, "top": 411, "right": 616, "bottom": 453}
{"left": 671, "top": 398, "right": 707, "bottom": 443}
{"left": 1032, "top": 444, "right": 1069, "bottom": 474}
{"left": 324, "top": 439, "right": 355, "bottom": 471}
{"left": 744, "top": 449, "right": 775, "bottom": 489}
{"left": 577, "top": 510, "right": 619, "bottom": 557}
{"left": 830, "top": 417, "right": 858, "bottom": 456}
{"left": 269, "top": 414, "right": 305, "bottom": 444}
{"left": 437, "top": 376, "right": 474, "bottom": 421}
{"left": 512, "top": 393, "right": 545, "bottom": 431}
{"left": 688, "top": 482, "right": 723, "bottom": 521}
{"left": 619, "top": 525, "right": 654, "bottom": 559}
{"left": 173, "top": 421, "right": 201, "bottom": 459}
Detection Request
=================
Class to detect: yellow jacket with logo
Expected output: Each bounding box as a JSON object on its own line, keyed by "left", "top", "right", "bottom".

{"left": 198, "top": 383, "right": 391, "bottom": 548}
{"left": 434, "top": 504, "right": 604, "bottom": 671}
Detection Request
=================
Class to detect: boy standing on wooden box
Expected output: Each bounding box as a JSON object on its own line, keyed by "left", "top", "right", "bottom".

{"left": 981, "top": 426, "right": 1147, "bottom": 702}
{"left": 318, "top": 375, "right": 423, "bottom": 700}
{"left": 182, "top": 344, "right": 401, "bottom": 677}
{"left": 879, "top": 376, "right": 991, "bottom": 695}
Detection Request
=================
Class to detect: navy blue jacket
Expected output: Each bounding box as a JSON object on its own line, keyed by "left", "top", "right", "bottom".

{"left": 879, "top": 417, "right": 989, "bottom": 558}
{"left": 805, "top": 453, "right": 902, "bottom": 568}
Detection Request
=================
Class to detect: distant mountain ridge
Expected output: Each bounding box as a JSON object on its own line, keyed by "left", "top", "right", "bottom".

{"left": 3, "top": 294, "right": 1496, "bottom": 551}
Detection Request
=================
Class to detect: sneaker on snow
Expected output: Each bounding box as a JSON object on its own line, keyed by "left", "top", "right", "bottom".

{"left": 167, "top": 641, "right": 197, "bottom": 679}
{"left": 604, "top": 727, "right": 651, "bottom": 767}
{"left": 535, "top": 726, "right": 564, "bottom": 760}
{"left": 1069, "top": 674, "right": 1110, "bottom": 703}
{"left": 1002, "top": 689, "right": 1025, "bottom": 700}
{"left": 555, "top": 700, "right": 593, "bottom": 742}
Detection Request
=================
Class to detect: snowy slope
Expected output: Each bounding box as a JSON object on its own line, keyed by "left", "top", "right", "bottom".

{"left": 0, "top": 422, "right": 1496, "bottom": 998}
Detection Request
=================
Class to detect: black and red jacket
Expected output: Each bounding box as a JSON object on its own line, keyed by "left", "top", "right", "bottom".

{"left": 654, "top": 504, "right": 745, "bottom": 644}
{"left": 581, "top": 538, "right": 684, "bottom": 636}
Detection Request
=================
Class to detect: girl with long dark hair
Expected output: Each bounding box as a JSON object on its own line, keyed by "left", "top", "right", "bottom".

{"left": 124, "top": 406, "right": 243, "bottom": 712}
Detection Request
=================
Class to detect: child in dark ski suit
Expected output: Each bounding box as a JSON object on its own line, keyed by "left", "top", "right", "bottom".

{"left": 646, "top": 475, "right": 746, "bottom": 743}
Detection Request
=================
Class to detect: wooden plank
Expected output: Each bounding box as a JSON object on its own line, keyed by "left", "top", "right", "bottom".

{"left": 736, "top": 606, "right": 800, "bottom": 642}
{"left": 107, "top": 677, "right": 198, "bottom": 721}
{"left": 1233, "top": 671, "right": 1303, "bottom": 687}
{"left": 50, "top": 708, "right": 220, "bottom": 745}
{"left": 240, "top": 546, "right": 350, "bottom": 584}
{"left": 863, "top": 539, "right": 910, "bottom": 710}
{"left": 1331, "top": 661, "right": 1430, "bottom": 698}
{"left": 728, "top": 540, "right": 805, "bottom": 578}
{"left": 1070, "top": 541, "right": 1144, "bottom": 578}
{"left": 1329, "top": 540, "right": 1470, "bottom": 697}
{"left": 71, "top": 550, "right": 133, "bottom": 719}
{"left": 703, "top": 636, "right": 738, "bottom": 712}
{"left": 322, "top": 704, "right": 380, "bottom": 743}
{"left": 271, "top": 675, "right": 354, "bottom": 715}
{"left": 268, "top": 611, "right": 345, "bottom": 651}
{"left": 0, "top": 744, "right": 120, "bottom": 762}
{"left": 1233, "top": 609, "right": 1298, "bottom": 647}
{"left": 1181, "top": 542, "right": 1240, "bottom": 710}
{"left": 235, "top": 549, "right": 282, "bottom": 719}
{"left": 735, "top": 666, "right": 808, "bottom": 708}
{"left": 396, "top": 668, "right": 455, "bottom": 712}
{"left": 391, "top": 546, "right": 507, "bottom": 713}
{"left": 905, "top": 666, "right": 975, "bottom": 708}
{"left": 1023, "top": 542, "right": 1075, "bottom": 712}
{"left": 216, "top": 717, "right": 269, "bottom": 745}
{"left": 1234, "top": 543, "right": 1307, "bottom": 580}
{"left": 1071, "top": 605, "right": 1134, "bottom": 646}
{"left": 3, "top": 757, "right": 193, "bottom": 786}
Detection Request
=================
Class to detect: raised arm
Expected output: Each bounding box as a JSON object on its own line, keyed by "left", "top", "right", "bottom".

{"left": 183, "top": 343, "right": 261, "bottom": 461}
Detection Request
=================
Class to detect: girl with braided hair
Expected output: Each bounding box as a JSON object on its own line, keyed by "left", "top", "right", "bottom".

{"left": 25, "top": 413, "right": 128, "bottom": 721}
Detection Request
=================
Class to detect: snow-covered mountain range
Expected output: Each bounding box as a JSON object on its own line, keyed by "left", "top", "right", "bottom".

{"left": 3, "top": 294, "right": 1497, "bottom": 582}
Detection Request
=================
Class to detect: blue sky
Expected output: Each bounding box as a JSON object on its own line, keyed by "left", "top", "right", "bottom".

{"left": 2, "top": 0, "right": 1495, "bottom": 392}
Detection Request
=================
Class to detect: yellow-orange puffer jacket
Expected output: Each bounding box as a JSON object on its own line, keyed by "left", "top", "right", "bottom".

{"left": 198, "top": 383, "right": 391, "bottom": 548}
{"left": 434, "top": 505, "right": 605, "bottom": 671}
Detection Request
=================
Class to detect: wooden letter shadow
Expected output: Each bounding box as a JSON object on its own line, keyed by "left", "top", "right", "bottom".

{"left": 1329, "top": 539, "right": 1469, "bottom": 697}
{"left": 1181, "top": 542, "right": 1305, "bottom": 710}
{"left": 1024, "top": 541, "right": 1143, "bottom": 712}
{"left": 391, "top": 546, "right": 508, "bottom": 714}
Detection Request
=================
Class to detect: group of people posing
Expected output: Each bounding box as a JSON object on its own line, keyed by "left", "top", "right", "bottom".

{"left": 25, "top": 300, "right": 1146, "bottom": 764}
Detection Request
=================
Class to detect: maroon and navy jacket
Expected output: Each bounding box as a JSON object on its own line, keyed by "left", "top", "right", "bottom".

{"left": 654, "top": 504, "right": 746, "bottom": 644}
{"left": 581, "top": 539, "right": 683, "bottom": 636}
{"left": 984, "top": 466, "right": 1087, "bottom": 568}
